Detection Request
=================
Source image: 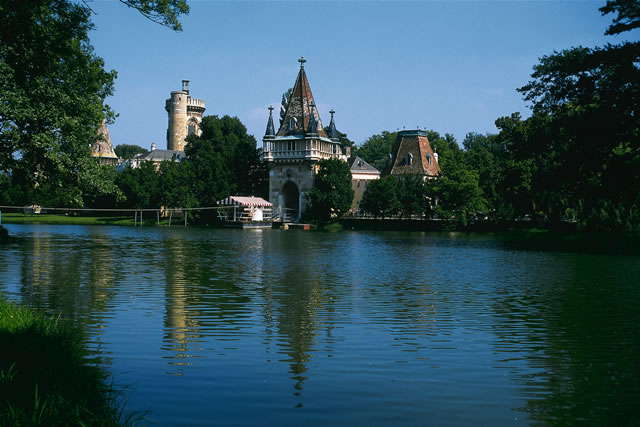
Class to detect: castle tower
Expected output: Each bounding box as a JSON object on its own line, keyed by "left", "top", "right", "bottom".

{"left": 165, "top": 80, "right": 206, "bottom": 151}
{"left": 386, "top": 130, "right": 440, "bottom": 178}
{"left": 262, "top": 57, "right": 346, "bottom": 220}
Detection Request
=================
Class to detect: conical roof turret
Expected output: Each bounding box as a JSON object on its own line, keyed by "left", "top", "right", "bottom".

{"left": 277, "top": 57, "right": 328, "bottom": 138}
{"left": 265, "top": 106, "right": 276, "bottom": 138}
{"left": 327, "top": 109, "right": 339, "bottom": 141}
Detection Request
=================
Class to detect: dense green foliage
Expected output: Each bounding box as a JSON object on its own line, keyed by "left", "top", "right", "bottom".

{"left": 0, "top": 0, "right": 116, "bottom": 207}
{"left": 0, "top": 0, "right": 189, "bottom": 209}
{"left": 357, "top": 1, "right": 639, "bottom": 230}
{"left": 114, "top": 144, "right": 148, "bottom": 160}
{"left": 0, "top": 297, "right": 125, "bottom": 425}
{"left": 309, "top": 158, "right": 354, "bottom": 223}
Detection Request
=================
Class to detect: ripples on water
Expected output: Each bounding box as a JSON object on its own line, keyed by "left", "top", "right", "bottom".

{"left": 1, "top": 225, "right": 639, "bottom": 426}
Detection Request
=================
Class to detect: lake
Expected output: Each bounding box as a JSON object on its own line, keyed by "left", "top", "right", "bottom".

{"left": 1, "top": 224, "right": 638, "bottom": 425}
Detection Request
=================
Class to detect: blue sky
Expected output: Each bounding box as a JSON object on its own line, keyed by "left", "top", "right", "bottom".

{"left": 87, "top": 0, "right": 627, "bottom": 149}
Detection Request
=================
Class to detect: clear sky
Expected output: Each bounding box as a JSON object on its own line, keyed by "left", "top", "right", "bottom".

{"left": 87, "top": 0, "right": 628, "bottom": 150}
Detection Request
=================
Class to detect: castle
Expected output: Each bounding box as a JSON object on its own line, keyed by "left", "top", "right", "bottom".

{"left": 262, "top": 57, "right": 347, "bottom": 219}
{"left": 165, "top": 80, "right": 206, "bottom": 151}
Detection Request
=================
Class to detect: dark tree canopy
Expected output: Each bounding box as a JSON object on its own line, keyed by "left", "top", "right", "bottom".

{"left": 0, "top": 0, "right": 116, "bottom": 206}
{"left": 114, "top": 144, "right": 148, "bottom": 160}
{"left": 309, "top": 158, "right": 354, "bottom": 223}
{"left": 600, "top": 0, "right": 640, "bottom": 35}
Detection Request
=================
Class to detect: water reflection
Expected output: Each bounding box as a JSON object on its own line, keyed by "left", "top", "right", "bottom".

{"left": 1, "top": 225, "right": 639, "bottom": 425}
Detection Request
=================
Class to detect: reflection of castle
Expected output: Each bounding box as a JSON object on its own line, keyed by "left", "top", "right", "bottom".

{"left": 262, "top": 58, "right": 347, "bottom": 219}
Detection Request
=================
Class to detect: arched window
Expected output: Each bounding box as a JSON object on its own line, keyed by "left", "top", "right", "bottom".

{"left": 188, "top": 122, "right": 197, "bottom": 136}
{"left": 426, "top": 154, "right": 432, "bottom": 166}
{"left": 407, "top": 152, "right": 413, "bottom": 166}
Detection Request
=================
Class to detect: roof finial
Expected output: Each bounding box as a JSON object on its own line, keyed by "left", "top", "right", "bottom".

{"left": 268, "top": 105, "right": 274, "bottom": 113}
{"left": 329, "top": 109, "right": 335, "bottom": 119}
{"left": 298, "top": 56, "right": 307, "bottom": 68}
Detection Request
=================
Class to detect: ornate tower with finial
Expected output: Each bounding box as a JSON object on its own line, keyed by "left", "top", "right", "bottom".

{"left": 262, "top": 57, "right": 347, "bottom": 220}
{"left": 165, "top": 80, "right": 206, "bottom": 151}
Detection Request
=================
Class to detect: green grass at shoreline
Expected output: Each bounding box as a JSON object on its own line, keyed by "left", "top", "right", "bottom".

{"left": 0, "top": 212, "right": 182, "bottom": 227}
{"left": 0, "top": 297, "right": 128, "bottom": 425}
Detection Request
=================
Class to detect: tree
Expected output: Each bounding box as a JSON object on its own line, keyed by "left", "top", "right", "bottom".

{"left": 309, "top": 158, "right": 354, "bottom": 223}
{"left": 114, "top": 144, "right": 148, "bottom": 160}
{"left": 158, "top": 160, "right": 196, "bottom": 208}
{"left": 431, "top": 165, "right": 486, "bottom": 226}
{"left": 115, "top": 161, "right": 161, "bottom": 209}
{"left": 184, "top": 115, "right": 266, "bottom": 222}
{"left": 354, "top": 131, "right": 397, "bottom": 172}
{"left": 360, "top": 176, "right": 400, "bottom": 219}
{"left": 0, "top": 0, "right": 190, "bottom": 208}
{"left": 396, "top": 174, "right": 425, "bottom": 219}
{"left": 116, "top": 0, "right": 189, "bottom": 31}
{"left": 279, "top": 88, "right": 293, "bottom": 127}
{"left": 0, "top": 0, "right": 116, "bottom": 207}
{"left": 516, "top": 0, "right": 640, "bottom": 230}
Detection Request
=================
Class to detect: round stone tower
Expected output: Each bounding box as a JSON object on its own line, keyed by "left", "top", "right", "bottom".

{"left": 165, "top": 80, "right": 206, "bottom": 151}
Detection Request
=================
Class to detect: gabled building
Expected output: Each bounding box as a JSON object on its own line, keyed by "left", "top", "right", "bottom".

{"left": 116, "top": 142, "right": 184, "bottom": 172}
{"left": 349, "top": 155, "right": 380, "bottom": 214}
{"left": 386, "top": 130, "right": 440, "bottom": 178}
{"left": 262, "top": 57, "right": 346, "bottom": 220}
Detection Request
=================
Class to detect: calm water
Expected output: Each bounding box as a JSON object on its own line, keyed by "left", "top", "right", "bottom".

{"left": 1, "top": 224, "right": 639, "bottom": 426}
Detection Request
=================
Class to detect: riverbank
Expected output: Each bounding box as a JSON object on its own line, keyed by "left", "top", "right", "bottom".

{"left": 0, "top": 297, "right": 128, "bottom": 425}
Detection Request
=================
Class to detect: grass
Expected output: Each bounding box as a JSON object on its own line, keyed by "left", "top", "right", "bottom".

{"left": 0, "top": 297, "right": 130, "bottom": 426}
{"left": 0, "top": 212, "right": 184, "bottom": 227}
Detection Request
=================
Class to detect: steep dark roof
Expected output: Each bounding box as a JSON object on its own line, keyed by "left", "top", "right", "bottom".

{"left": 264, "top": 106, "right": 276, "bottom": 137}
{"left": 276, "top": 60, "right": 328, "bottom": 138}
{"left": 387, "top": 130, "right": 440, "bottom": 177}
{"left": 349, "top": 156, "right": 380, "bottom": 174}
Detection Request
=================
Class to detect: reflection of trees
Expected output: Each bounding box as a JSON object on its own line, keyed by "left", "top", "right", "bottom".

{"left": 15, "top": 227, "right": 121, "bottom": 364}
{"left": 490, "top": 253, "right": 640, "bottom": 425}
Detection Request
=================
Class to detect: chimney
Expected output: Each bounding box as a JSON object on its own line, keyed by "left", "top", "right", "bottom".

{"left": 433, "top": 152, "right": 439, "bottom": 164}
{"left": 345, "top": 146, "right": 351, "bottom": 158}
{"left": 151, "top": 142, "right": 157, "bottom": 151}
{"left": 182, "top": 80, "right": 190, "bottom": 95}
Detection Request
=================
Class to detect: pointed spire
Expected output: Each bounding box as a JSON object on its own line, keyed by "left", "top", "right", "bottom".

{"left": 276, "top": 58, "right": 328, "bottom": 138}
{"left": 328, "top": 109, "right": 339, "bottom": 141}
{"left": 265, "top": 105, "right": 275, "bottom": 137}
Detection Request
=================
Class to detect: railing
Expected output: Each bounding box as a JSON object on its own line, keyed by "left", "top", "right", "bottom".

{"left": 272, "top": 207, "right": 298, "bottom": 223}
{"left": 215, "top": 206, "right": 272, "bottom": 222}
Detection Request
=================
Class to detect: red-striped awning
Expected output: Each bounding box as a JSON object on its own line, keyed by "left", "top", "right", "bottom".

{"left": 217, "top": 196, "right": 272, "bottom": 207}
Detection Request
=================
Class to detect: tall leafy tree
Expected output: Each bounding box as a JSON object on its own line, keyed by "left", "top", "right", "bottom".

{"left": 0, "top": 0, "right": 116, "bottom": 206}
{"left": 185, "top": 115, "right": 266, "bottom": 219}
{"left": 309, "top": 158, "right": 354, "bottom": 223}
{"left": 354, "top": 131, "right": 397, "bottom": 172}
{"left": 360, "top": 176, "right": 400, "bottom": 219}
{"left": 0, "top": 0, "right": 190, "bottom": 208}
{"left": 115, "top": 161, "right": 161, "bottom": 209}
{"left": 516, "top": 0, "right": 640, "bottom": 230}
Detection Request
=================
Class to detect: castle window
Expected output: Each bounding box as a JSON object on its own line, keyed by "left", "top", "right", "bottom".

{"left": 407, "top": 152, "right": 413, "bottom": 166}
{"left": 426, "top": 154, "right": 432, "bottom": 166}
{"left": 289, "top": 118, "right": 296, "bottom": 130}
{"left": 188, "top": 123, "right": 197, "bottom": 136}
